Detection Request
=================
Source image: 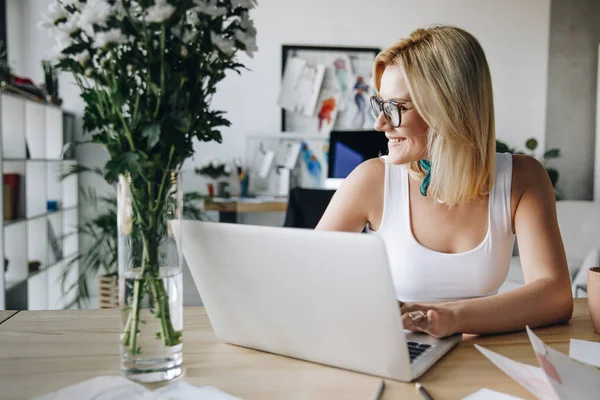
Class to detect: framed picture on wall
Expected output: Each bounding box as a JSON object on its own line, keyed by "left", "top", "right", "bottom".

{"left": 280, "top": 45, "right": 380, "bottom": 134}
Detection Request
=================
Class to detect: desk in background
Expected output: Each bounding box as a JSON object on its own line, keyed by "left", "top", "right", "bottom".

{"left": 204, "top": 197, "right": 288, "bottom": 223}
{"left": 0, "top": 299, "right": 597, "bottom": 399}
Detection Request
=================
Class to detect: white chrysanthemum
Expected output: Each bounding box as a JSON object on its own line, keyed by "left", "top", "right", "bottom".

{"left": 113, "top": 0, "right": 127, "bottom": 20}
{"left": 210, "top": 32, "right": 235, "bottom": 56}
{"left": 239, "top": 11, "right": 256, "bottom": 33}
{"left": 71, "top": 50, "right": 90, "bottom": 65}
{"left": 47, "top": 0, "right": 67, "bottom": 23}
{"left": 223, "top": 165, "right": 232, "bottom": 174}
{"left": 234, "top": 29, "right": 257, "bottom": 58}
{"left": 211, "top": 159, "right": 220, "bottom": 168}
{"left": 193, "top": 0, "right": 227, "bottom": 17}
{"left": 80, "top": 0, "right": 113, "bottom": 35}
{"left": 186, "top": 9, "right": 200, "bottom": 25}
{"left": 39, "top": 0, "right": 67, "bottom": 31}
{"left": 230, "top": 0, "right": 257, "bottom": 9}
{"left": 56, "top": 13, "right": 80, "bottom": 35}
{"left": 146, "top": 0, "right": 175, "bottom": 23}
{"left": 61, "top": 0, "right": 83, "bottom": 9}
{"left": 183, "top": 30, "right": 197, "bottom": 44}
{"left": 92, "top": 28, "right": 128, "bottom": 49}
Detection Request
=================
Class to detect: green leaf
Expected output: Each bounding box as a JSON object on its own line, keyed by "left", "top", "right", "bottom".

{"left": 495, "top": 140, "right": 511, "bottom": 153}
{"left": 547, "top": 168, "right": 559, "bottom": 187}
{"left": 525, "top": 138, "right": 538, "bottom": 151}
{"left": 142, "top": 124, "right": 161, "bottom": 148}
{"left": 544, "top": 149, "right": 560, "bottom": 159}
{"left": 104, "top": 152, "right": 142, "bottom": 183}
{"left": 148, "top": 82, "right": 160, "bottom": 96}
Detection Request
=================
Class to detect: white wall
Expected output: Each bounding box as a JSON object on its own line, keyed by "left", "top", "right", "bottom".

{"left": 5, "top": 0, "right": 24, "bottom": 75}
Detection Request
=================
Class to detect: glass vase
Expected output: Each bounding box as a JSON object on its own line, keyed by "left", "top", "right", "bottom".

{"left": 117, "top": 171, "right": 183, "bottom": 383}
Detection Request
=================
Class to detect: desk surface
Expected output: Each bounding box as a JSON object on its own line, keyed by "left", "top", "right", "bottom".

{"left": 0, "top": 310, "right": 16, "bottom": 325}
{"left": 0, "top": 299, "right": 597, "bottom": 400}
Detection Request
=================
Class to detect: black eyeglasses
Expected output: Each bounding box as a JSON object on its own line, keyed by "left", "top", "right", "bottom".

{"left": 370, "top": 96, "right": 409, "bottom": 127}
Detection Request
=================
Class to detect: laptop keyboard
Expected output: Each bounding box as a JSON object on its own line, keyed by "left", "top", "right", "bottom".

{"left": 407, "top": 341, "right": 434, "bottom": 363}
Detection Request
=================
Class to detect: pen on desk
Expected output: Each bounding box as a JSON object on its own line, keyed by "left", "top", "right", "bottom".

{"left": 415, "top": 383, "right": 434, "bottom": 400}
{"left": 372, "top": 379, "right": 385, "bottom": 400}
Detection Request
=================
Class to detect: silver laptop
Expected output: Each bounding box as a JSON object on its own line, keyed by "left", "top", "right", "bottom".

{"left": 175, "top": 221, "right": 461, "bottom": 381}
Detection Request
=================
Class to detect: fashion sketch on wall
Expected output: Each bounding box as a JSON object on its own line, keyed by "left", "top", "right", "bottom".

{"left": 280, "top": 45, "right": 380, "bottom": 134}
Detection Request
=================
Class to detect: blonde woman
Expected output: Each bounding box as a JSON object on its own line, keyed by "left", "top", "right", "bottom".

{"left": 316, "top": 26, "right": 573, "bottom": 338}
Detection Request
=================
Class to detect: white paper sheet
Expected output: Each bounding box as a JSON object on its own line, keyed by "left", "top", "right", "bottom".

{"left": 33, "top": 376, "right": 242, "bottom": 400}
{"left": 474, "top": 345, "right": 557, "bottom": 400}
{"left": 526, "top": 327, "right": 600, "bottom": 400}
{"left": 476, "top": 328, "right": 600, "bottom": 400}
{"left": 462, "top": 388, "right": 524, "bottom": 400}
{"left": 569, "top": 338, "right": 600, "bottom": 368}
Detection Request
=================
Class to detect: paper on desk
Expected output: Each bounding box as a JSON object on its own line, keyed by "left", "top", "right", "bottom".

{"left": 33, "top": 376, "right": 242, "bottom": 400}
{"left": 155, "top": 381, "right": 242, "bottom": 400}
{"left": 462, "top": 388, "right": 524, "bottom": 400}
{"left": 569, "top": 338, "right": 600, "bottom": 368}
{"left": 526, "top": 326, "right": 600, "bottom": 400}
{"left": 476, "top": 327, "right": 600, "bottom": 400}
{"left": 474, "top": 345, "right": 556, "bottom": 400}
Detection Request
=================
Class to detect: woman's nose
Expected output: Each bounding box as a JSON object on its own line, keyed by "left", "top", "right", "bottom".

{"left": 373, "top": 111, "right": 392, "bottom": 132}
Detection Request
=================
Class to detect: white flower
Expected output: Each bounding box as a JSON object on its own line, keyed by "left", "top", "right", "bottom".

{"left": 193, "top": 0, "right": 227, "bottom": 18}
{"left": 183, "top": 30, "right": 197, "bottom": 44}
{"left": 234, "top": 12, "right": 258, "bottom": 57}
{"left": 145, "top": 0, "right": 175, "bottom": 23}
{"left": 48, "top": 44, "right": 67, "bottom": 62}
{"left": 234, "top": 29, "right": 257, "bottom": 58}
{"left": 230, "top": 0, "right": 257, "bottom": 9}
{"left": 71, "top": 50, "right": 90, "bottom": 65}
{"left": 186, "top": 9, "right": 200, "bottom": 26}
{"left": 39, "top": 0, "right": 66, "bottom": 31}
{"left": 239, "top": 11, "right": 256, "bottom": 33}
{"left": 223, "top": 165, "right": 232, "bottom": 174}
{"left": 47, "top": 0, "right": 67, "bottom": 23}
{"left": 92, "top": 28, "right": 128, "bottom": 49}
{"left": 52, "top": 29, "right": 72, "bottom": 54}
{"left": 80, "top": 0, "right": 113, "bottom": 35}
{"left": 210, "top": 32, "right": 235, "bottom": 56}
{"left": 114, "top": 0, "right": 127, "bottom": 20}
{"left": 211, "top": 159, "right": 220, "bottom": 168}
{"left": 56, "top": 13, "right": 80, "bottom": 35}
{"left": 61, "top": 0, "right": 83, "bottom": 9}
{"left": 180, "top": 46, "right": 189, "bottom": 57}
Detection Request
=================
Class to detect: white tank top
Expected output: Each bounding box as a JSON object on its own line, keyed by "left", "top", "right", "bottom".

{"left": 374, "top": 152, "right": 515, "bottom": 302}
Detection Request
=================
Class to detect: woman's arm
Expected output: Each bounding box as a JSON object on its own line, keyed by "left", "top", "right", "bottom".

{"left": 402, "top": 155, "right": 573, "bottom": 337}
{"left": 315, "top": 158, "right": 385, "bottom": 232}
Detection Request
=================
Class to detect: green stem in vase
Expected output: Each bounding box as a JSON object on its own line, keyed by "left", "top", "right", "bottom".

{"left": 121, "top": 167, "right": 181, "bottom": 353}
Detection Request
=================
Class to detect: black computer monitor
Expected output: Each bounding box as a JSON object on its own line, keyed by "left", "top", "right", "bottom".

{"left": 327, "top": 130, "right": 389, "bottom": 178}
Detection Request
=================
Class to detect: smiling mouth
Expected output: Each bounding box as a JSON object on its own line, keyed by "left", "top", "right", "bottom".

{"left": 388, "top": 138, "right": 407, "bottom": 144}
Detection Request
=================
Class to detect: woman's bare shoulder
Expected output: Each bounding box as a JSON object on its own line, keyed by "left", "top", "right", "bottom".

{"left": 510, "top": 154, "right": 555, "bottom": 210}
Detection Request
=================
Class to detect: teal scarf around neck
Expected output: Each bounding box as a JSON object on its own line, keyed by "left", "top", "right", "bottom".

{"left": 419, "top": 159, "right": 431, "bottom": 196}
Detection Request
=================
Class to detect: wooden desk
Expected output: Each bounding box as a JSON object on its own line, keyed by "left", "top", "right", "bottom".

{"left": 204, "top": 198, "right": 288, "bottom": 223}
{"left": 0, "top": 299, "right": 597, "bottom": 400}
{"left": 0, "top": 310, "right": 16, "bottom": 325}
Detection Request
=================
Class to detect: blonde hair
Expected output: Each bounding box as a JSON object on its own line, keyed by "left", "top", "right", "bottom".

{"left": 374, "top": 26, "right": 496, "bottom": 206}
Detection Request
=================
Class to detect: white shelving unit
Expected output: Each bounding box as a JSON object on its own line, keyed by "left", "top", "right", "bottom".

{"left": 0, "top": 92, "right": 79, "bottom": 310}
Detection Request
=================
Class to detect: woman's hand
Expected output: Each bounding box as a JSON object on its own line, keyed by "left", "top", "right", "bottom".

{"left": 399, "top": 301, "right": 459, "bottom": 339}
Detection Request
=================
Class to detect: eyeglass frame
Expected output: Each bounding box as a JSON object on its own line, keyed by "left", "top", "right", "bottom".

{"left": 370, "top": 96, "right": 410, "bottom": 127}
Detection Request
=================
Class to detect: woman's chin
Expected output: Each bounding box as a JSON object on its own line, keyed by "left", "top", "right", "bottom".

{"left": 386, "top": 146, "right": 418, "bottom": 165}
